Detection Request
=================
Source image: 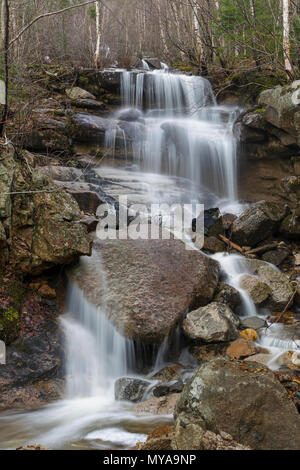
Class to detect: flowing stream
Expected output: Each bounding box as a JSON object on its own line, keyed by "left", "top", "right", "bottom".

{"left": 0, "top": 65, "right": 298, "bottom": 450}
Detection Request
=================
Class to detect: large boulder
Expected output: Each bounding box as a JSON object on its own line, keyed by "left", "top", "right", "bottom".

{"left": 231, "top": 200, "right": 287, "bottom": 246}
{"left": 258, "top": 80, "right": 300, "bottom": 147}
{"left": 0, "top": 147, "right": 91, "bottom": 275}
{"left": 175, "top": 359, "right": 300, "bottom": 450}
{"left": 68, "top": 239, "right": 220, "bottom": 344}
{"left": 182, "top": 302, "right": 239, "bottom": 343}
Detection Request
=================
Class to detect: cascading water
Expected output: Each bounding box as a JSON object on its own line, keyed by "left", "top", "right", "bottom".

{"left": 0, "top": 65, "right": 298, "bottom": 450}
{"left": 108, "top": 67, "right": 240, "bottom": 205}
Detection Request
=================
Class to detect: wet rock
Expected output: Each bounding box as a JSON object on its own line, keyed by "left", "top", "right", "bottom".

{"left": 153, "top": 381, "right": 184, "bottom": 397}
{"left": 68, "top": 238, "right": 220, "bottom": 344}
{"left": 117, "top": 108, "right": 143, "bottom": 122}
{"left": 214, "top": 283, "right": 241, "bottom": 310}
{"left": 192, "top": 208, "right": 223, "bottom": 237}
{"left": 135, "top": 426, "right": 176, "bottom": 451}
{"left": 239, "top": 274, "right": 271, "bottom": 305}
{"left": 245, "top": 353, "right": 272, "bottom": 366}
{"left": 255, "top": 264, "right": 294, "bottom": 311}
{"left": 226, "top": 339, "right": 258, "bottom": 360}
{"left": 239, "top": 329, "right": 258, "bottom": 341}
{"left": 222, "top": 213, "right": 237, "bottom": 231}
{"left": 280, "top": 204, "right": 300, "bottom": 240}
{"left": 118, "top": 120, "right": 146, "bottom": 142}
{"left": 69, "top": 113, "right": 114, "bottom": 144}
{"left": 133, "top": 394, "right": 180, "bottom": 415}
{"left": 203, "top": 236, "right": 226, "bottom": 253}
{"left": 182, "top": 302, "right": 239, "bottom": 343}
{"left": 175, "top": 358, "right": 300, "bottom": 450}
{"left": 242, "top": 316, "right": 267, "bottom": 330}
{"left": 72, "top": 99, "right": 105, "bottom": 110}
{"left": 231, "top": 201, "right": 287, "bottom": 246}
{"left": 115, "top": 377, "right": 150, "bottom": 403}
{"left": 151, "top": 364, "right": 184, "bottom": 382}
{"left": 66, "top": 87, "right": 96, "bottom": 101}
{"left": 0, "top": 318, "right": 64, "bottom": 410}
{"left": 161, "top": 122, "right": 189, "bottom": 157}
{"left": 262, "top": 249, "right": 290, "bottom": 266}
{"left": 190, "top": 342, "right": 229, "bottom": 363}
{"left": 204, "top": 208, "right": 223, "bottom": 237}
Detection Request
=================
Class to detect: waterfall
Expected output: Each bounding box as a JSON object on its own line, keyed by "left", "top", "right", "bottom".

{"left": 113, "top": 68, "right": 240, "bottom": 202}
{"left": 62, "top": 283, "right": 136, "bottom": 399}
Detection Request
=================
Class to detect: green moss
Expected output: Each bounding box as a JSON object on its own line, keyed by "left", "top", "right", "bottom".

{"left": 171, "top": 61, "right": 196, "bottom": 73}
{"left": 0, "top": 306, "right": 20, "bottom": 344}
{"left": 254, "top": 106, "right": 267, "bottom": 114}
{"left": 226, "top": 71, "right": 288, "bottom": 104}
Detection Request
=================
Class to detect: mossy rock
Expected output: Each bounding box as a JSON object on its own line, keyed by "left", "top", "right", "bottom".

{"left": 0, "top": 277, "right": 25, "bottom": 344}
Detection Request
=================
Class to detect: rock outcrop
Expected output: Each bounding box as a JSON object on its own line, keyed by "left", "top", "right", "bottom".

{"left": 175, "top": 359, "right": 300, "bottom": 450}
{"left": 0, "top": 146, "right": 91, "bottom": 275}
{"left": 68, "top": 239, "right": 220, "bottom": 344}
{"left": 235, "top": 81, "right": 300, "bottom": 161}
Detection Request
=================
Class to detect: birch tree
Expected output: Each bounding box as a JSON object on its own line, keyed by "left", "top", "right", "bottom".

{"left": 283, "top": 0, "right": 294, "bottom": 78}
{"left": 94, "top": 0, "right": 102, "bottom": 68}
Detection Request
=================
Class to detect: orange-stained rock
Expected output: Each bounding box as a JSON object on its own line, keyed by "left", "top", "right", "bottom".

{"left": 239, "top": 329, "right": 258, "bottom": 341}
{"left": 38, "top": 284, "right": 56, "bottom": 299}
{"left": 226, "top": 339, "right": 258, "bottom": 360}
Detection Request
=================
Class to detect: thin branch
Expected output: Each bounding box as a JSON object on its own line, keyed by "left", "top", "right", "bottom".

{"left": 8, "top": 0, "right": 124, "bottom": 49}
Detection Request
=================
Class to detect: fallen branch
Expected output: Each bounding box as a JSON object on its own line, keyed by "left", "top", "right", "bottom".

{"left": 218, "top": 234, "right": 244, "bottom": 254}
{"left": 245, "top": 243, "right": 280, "bottom": 256}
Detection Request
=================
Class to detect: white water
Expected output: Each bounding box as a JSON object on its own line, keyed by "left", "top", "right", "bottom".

{"left": 108, "top": 67, "right": 240, "bottom": 204}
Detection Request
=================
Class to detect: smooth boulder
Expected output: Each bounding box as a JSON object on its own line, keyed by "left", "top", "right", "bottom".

{"left": 175, "top": 359, "right": 300, "bottom": 450}
{"left": 68, "top": 239, "right": 220, "bottom": 344}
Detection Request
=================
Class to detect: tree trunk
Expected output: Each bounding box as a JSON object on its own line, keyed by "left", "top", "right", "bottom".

{"left": 283, "top": 0, "right": 293, "bottom": 79}
{"left": 94, "top": 0, "right": 101, "bottom": 68}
